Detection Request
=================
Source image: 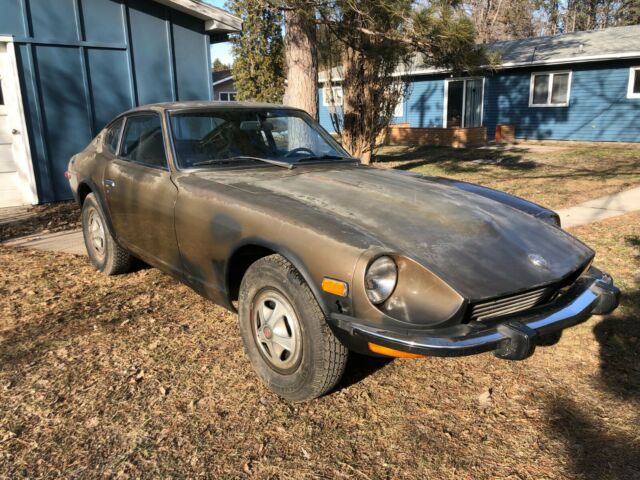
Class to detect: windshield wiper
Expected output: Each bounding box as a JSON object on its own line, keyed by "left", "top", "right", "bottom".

{"left": 295, "top": 154, "right": 357, "bottom": 164}
{"left": 192, "top": 156, "right": 294, "bottom": 169}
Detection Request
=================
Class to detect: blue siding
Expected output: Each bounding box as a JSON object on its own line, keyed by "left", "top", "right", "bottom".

{"left": 484, "top": 61, "right": 640, "bottom": 142}
{"left": 318, "top": 76, "right": 446, "bottom": 132}
{"left": 0, "top": 0, "right": 213, "bottom": 202}
{"left": 404, "top": 76, "right": 445, "bottom": 128}
{"left": 319, "top": 61, "right": 640, "bottom": 143}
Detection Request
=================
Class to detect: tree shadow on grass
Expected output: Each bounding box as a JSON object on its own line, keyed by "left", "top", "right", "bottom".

{"left": 546, "top": 397, "right": 640, "bottom": 480}
{"left": 373, "top": 145, "right": 537, "bottom": 173}
{"left": 592, "top": 235, "right": 640, "bottom": 401}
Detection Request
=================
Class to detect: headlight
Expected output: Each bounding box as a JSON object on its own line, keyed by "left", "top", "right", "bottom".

{"left": 365, "top": 256, "right": 398, "bottom": 305}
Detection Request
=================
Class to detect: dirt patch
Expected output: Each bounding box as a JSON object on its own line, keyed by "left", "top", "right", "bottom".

{"left": 0, "top": 201, "right": 80, "bottom": 243}
{"left": 374, "top": 143, "right": 640, "bottom": 210}
{"left": 0, "top": 211, "right": 638, "bottom": 478}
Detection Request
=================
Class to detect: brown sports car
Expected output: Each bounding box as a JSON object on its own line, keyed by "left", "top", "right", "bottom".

{"left": 67, "top": 102, "right": 620, "bottom": 401}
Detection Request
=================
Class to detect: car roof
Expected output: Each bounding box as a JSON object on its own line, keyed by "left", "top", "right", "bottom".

{"left": 122, "top": 101, "right": 303, "bottom": 115}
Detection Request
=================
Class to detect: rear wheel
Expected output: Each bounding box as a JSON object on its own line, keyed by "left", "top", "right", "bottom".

{"left": 238, "top": 254, "right": 348, "bottom": 402}
{"left": 82, "top": 193, "right": 133, "bottom": 275}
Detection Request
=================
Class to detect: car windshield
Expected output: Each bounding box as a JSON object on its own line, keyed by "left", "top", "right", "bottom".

{"left": 169, "top": 108, "right": 352, "bottom": 169}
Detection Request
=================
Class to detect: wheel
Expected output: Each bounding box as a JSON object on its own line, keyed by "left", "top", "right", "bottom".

{"left": 238, "top": 254, "right": 348, "bottom": 402}
{"left": 81, "top": 193, "right": 134, "bottom": 275}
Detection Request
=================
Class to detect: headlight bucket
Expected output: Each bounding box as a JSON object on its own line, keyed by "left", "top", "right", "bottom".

{"left": 365, "top": 256, "right": 398, "bottom": 304}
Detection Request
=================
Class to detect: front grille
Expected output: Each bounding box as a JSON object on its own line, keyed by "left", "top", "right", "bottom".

{"left": 469, "top": 287, "right": 555, "bottom": 322}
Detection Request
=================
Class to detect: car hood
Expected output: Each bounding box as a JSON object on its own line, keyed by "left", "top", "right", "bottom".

{"left": 199, "top": 165, "right": 593, "bottom": 300}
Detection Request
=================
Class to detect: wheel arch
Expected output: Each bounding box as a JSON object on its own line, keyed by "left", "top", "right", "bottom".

{"left": 77, "top": 178, "right": 119, "bottom": 243}
{"left": 225, "top": 239, "right": 330, "bottom": 316}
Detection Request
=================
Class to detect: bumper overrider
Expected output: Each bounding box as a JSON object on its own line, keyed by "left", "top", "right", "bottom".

{"left": 331, "top": 268, "right": 620, "bottom": 361}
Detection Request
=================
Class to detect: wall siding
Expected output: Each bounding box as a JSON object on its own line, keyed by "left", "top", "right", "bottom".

{"left": 318, "top": 76, "right": 446, "bottom": 133}
{"left": 484, "top": 61, "right": 640, "bottom": 142}
{"left": 318, "top": 61, "right": 640, "bottom": 144}
{"left": 0, "top": 0, "right": 212, "bottom": 202}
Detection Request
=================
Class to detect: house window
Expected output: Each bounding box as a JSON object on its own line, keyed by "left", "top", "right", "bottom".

{"left": 529, "top": 71, "right": 571, "bottom": 106}
{"left": 393, "top": 93, "right": 404, "bottom": 117}
{"left": 323, "top": 86, "right": 343, "bottom": 107}
{"left": 219, "top": 92, "right": 236, "bottom": 101}
{"left": 444, "top": 78, "right": 484, "bottom": 128}
{"left": 628, "top": 67, "right": 640, "bottom": 99}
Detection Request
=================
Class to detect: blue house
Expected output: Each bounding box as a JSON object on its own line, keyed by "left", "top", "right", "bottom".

{"left": 319, "top": 25, "right": 640, "bottom": 147}
{"left": 0, "top": 0, "right": 240, "bottom": 207}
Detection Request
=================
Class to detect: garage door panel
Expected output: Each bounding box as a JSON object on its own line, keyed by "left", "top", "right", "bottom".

{"left": 87, "top": 49, "right": 134, "bottom": 129}
{"left": 35, "top": 46, "right": 92, "bottom": 200}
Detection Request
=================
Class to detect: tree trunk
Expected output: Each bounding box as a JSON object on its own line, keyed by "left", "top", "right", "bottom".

{"left": 341, "top": 46, "right": 373, "bottom": 164}
{"left": 284, "top": 10, "right": 318, "bottom": 119}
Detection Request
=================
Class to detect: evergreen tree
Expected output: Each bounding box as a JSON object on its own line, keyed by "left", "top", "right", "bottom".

{"left": 212, "top": 58, "right": 231, "bottom": 72}
{"left": 227, "top": 0, "right": 285, "bottom": 103}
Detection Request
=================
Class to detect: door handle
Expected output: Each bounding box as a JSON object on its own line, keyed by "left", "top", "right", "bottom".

{"left": 11, "top": 129, "right": 20, "bottom": 135}
{"left": 104, "top": 179, "right": 115, "bottom": 188}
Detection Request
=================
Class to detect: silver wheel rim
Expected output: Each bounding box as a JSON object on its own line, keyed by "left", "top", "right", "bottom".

{"left": 252, "top": 289, "right": 302, "bottom": 371}
{"left": 87, "top": 208, "right": 106, "bottom": 259}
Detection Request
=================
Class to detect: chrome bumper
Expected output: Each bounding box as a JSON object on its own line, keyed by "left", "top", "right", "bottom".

{"left": 332, "top": 269, "right": 620, "bottom": 361}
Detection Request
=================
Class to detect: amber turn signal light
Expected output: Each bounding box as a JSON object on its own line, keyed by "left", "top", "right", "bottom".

{"left": 321, "top": 277, "right": 348, "bottom": 297}
{"left": 368, "top": 342, "right": 425, "bottom": 359}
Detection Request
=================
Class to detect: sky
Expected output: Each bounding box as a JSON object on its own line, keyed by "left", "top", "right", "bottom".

{"left": 204, "top": 0, "right": 234, "bottom": 66}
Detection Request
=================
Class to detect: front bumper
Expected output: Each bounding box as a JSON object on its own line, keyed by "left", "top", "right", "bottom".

{"left": 331, "top": 269, "right": 620, "bottom": 361}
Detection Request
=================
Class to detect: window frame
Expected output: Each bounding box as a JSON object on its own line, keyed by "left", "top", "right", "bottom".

{"left": 218, "top": 92, "right": 237, "bottom": 101}
{"left": 118, "top": 111, "right": 170, "bottom": 171}
{"left": 103, "top": 117, "right": 125, "bottom": 155}
{"left": 528, "top": 70, "right": 572, "bottom": 107}
{"left": 627, "top": 67, "right": 640, "bottom": 99}
{"left": 322, "top": 86, "right": 343, "bottom": 107}
{"left": 442, "top": 76, "right": 485, "bottom": 128}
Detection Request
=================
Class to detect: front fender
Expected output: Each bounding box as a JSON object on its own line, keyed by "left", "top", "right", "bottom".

{"left": 428, "top": 177, "right": 560, "bottom": 225}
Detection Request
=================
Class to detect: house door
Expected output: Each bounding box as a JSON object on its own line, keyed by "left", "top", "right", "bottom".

{"left": 445, "top": 78, "right": 484, "bottom": 128}
{"left": 0, "top": 40, "right": 36, "bottom": 208}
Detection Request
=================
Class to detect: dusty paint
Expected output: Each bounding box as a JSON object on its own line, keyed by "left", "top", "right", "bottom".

{"left": 68, "top": 102, "right": 595, "bottom": 343}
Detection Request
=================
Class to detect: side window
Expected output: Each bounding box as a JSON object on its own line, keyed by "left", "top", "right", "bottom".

{"left": 121, "top": 114, "right": 167, "bottom": 169}
{"left": 104, "top": 118, "right": 123, "bottom": 154}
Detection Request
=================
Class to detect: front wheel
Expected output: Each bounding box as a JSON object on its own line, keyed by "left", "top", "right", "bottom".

{"left": 238, "top": 254, "right": 348, "bottom": 402}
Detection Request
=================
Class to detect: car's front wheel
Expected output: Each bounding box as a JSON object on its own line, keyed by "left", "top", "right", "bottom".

{"left": 82, "top": 193, "right": 134, "bottom": 275}
{"left": 238, "top": 254, "right": 348, "bottom": 402}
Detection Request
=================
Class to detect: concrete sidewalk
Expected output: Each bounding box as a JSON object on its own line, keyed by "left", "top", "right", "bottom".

{"left": 3, "top": 229, "right": 85, "bottom": 255}
{"left": 558, "top": 186, "right": 640, "bottom": 228}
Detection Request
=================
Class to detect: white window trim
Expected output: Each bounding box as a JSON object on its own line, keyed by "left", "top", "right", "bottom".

{"left": 529, "top": 70, "right": 572, "bottom": 107}
{"left": 393, "top": 93, "right": 404, "bottom": 117}
{"left": 442, "top": 77, "right": 485, "bottom": 128}
{"left": 323, "top": 86, "right": 343, "bottom": 107}
{"left": 627, "top": 67, "right": 640, "bottom": 99}
{"left": 218, "top": 91, "right": 236, "bottom": 101}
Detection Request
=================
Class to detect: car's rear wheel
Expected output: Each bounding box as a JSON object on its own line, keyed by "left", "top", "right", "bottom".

{"left": 82, "top": 193, "right": 133, "bottom": 275}
{"left": 238, "top": 254, "right": 348, "bottom": 402}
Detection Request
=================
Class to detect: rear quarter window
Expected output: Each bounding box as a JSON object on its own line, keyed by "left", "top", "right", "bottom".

{"left": 104, "top": 118, "right": 124, "bottom": 154}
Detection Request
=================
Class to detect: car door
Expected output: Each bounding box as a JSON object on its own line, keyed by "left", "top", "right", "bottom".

{"left": 104, "top": 112, "right": 180, "bottom": 274}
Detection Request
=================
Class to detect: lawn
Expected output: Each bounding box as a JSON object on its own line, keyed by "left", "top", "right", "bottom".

{"left": 1, "top": 216, "right": 638, "bottom": 476}
{"left": 374, "top": 142, "right": 640, "bottom": 210}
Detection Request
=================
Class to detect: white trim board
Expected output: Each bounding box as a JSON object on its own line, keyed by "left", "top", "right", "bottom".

{"left": 212, "top": 75, "right": 233, "bottom": 86}
{"left": 628, "top": 67, "right": 640, "bottom": 99}
{"left": 0, "top": 39, "right": 37, "bottom": 205}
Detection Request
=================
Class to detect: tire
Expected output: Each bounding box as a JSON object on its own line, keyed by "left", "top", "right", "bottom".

{"left": 238, "top": 254, "right": 348, "bottom": 402}
{"left": 81, "top": 193, "right": 134, "bottom": 275}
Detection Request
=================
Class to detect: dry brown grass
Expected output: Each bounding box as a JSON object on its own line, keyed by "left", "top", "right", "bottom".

{"left": 1, "top": 208, "right": 638, "bottom": 478}
{"left": 374, "top": 143, "right": 640, "bottom": 210}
